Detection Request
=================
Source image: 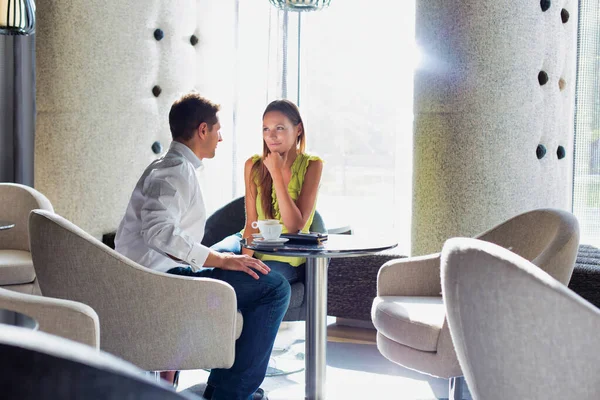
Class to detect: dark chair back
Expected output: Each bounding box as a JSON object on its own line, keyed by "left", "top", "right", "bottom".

{"left": 202, "top": 196, "right": 326, "bottom": 247}
{"left": 202, "top": 197, "right": 246, "bottom": 247}
{"left": 0, "top": 325, "right": 199, "bottom": 400}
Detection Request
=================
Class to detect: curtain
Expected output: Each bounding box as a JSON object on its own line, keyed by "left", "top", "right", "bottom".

{"left": 0, "top": 34, "right": 35, "bottom": 186}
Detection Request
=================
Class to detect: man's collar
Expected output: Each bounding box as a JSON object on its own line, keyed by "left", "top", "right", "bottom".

{"left": 169, "top": 141, "right": 203, "bottom": 169}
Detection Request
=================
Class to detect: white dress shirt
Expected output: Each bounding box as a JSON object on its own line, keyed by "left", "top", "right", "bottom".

{"left": 115, "top": 141, "right": 211, "bottom": 272}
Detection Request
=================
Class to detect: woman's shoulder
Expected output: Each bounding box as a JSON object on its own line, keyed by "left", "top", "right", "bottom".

{"left": 296, "top": 153, "right": 323, "bottom": 171}
{"left": 299, "top": 152, "right": 323, "bottom": 163}
{"left": 292, "top": 152, "right": 323, "bottom": 179}
{"left": 244, "top": 154, "right": 261, "bottom": 167}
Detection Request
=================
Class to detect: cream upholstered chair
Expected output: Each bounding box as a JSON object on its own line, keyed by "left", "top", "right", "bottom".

{"left": 0, "top": 286, "right": 99, "bottom": 347}
{"left": 371, "top": 208, "right": 579, "bottom": 399}
{"left": 441, "top": 238, "right": 600, "bottom": 400}
{"left": 0, "top": 183, "right": 53, "bottom": 294}
{"left": 28, "top": 209, "right": 243, "bottom": 372}
{"left": 0, "top": 324, "right": 200, "bottom": 399}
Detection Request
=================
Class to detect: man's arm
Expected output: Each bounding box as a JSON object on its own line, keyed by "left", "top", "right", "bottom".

{"left": 140, "top": 173, "right": 271, "bottom": 279}
{"left": 140, "top": 175, "right": 210, "bottom": 270}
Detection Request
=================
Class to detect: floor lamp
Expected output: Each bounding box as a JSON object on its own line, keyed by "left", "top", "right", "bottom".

{"left": 0, "top": 0, "right": 36, "bottom": 186}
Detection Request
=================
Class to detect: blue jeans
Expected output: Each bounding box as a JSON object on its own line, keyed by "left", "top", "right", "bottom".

{"left": 166, "top": 265, "right": 291, "bottom": 400}
{"left": 211, "top": 233, "right": 305, "bottom": 284}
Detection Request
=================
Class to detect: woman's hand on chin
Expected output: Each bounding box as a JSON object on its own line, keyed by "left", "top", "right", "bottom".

{"left": 264, "top": 152, "right": 286, "bottom": 176}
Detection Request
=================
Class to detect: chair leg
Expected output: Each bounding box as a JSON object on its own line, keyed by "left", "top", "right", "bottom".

{"left": 159, "top": 370, "right": 179, "bottom": 387}
{"left": 449, "top": 376, "right": 464, "bottom": 400}
{"left": 148, "top": 371, "right": 161, "bottom": 382}
{"left": 149, "top": 371, "right": 179, "bottom": 387}
{"left": 173, "top": 370, "right": 180, "bottom": 388}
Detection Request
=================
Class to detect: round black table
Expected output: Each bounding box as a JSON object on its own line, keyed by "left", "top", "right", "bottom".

{"left": 0, "top": 221, "right": 15, "bottom": 231}
{"left": 242, "top": 234, "right": 397, "bottom": 400}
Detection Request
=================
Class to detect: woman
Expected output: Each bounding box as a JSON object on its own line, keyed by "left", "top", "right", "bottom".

{"left": 212, "top": 99, "right": 323, "bottom": 283}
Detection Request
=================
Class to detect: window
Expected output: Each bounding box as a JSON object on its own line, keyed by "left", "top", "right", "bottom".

{"left": 573, "top": 0, "right": 600, "bottom": 247}
{"left": 230, "top": 1, "right": 417, "bottom": 253}
{"left": 231, "top": 0, "right": 294, "bottom": 199}
{"left": 297, "top": 1, "right": 417, "bottom": 253}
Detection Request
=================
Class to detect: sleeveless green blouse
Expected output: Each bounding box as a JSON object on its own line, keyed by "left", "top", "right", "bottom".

{"left": 249, "top": 152, "right": 322, "bottom": 267}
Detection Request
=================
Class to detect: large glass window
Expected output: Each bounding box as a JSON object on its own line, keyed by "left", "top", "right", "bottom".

{"left": 231, "top": 1, "right": 301, "bottom": 197}
{"left": 231, "top": 1, "right": 417, "bottom": 253}
{"left": 297, "top": 1, "right": 417, "bottom": 253}
{"left": 573, "top": 0, "right": 600, "bottom": 247}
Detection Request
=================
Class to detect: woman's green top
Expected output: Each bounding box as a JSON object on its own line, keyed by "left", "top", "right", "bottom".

{"left": 249, "top": 152, "right": 322, "bottom": 267}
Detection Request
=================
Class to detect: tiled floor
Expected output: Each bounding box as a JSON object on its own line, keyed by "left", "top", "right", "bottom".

{"left": 177, "top": 320, "right": 472, "bottom": 400}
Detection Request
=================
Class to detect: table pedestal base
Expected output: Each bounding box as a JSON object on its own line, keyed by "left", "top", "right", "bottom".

{"left": 305, "top": 257, "right": 329, "bottom": 400}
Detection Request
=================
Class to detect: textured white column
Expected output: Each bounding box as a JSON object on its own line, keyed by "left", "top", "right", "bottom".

{"left": 35, "top": 0, "right": 235, "bottom": 237}
{"left": 411, "top": 0, "right": 578, "bottom": 255}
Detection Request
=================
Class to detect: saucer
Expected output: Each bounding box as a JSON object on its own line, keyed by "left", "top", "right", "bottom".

{"left": 252, "top": 233, "right": 263, "bottom": 238}
{"left": 253, "top": 237, "right": 289, "bottom": 245}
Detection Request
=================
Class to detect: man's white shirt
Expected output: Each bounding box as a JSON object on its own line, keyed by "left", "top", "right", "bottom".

{"left": 115, "top": 141, "right": 211, "bottom": 272}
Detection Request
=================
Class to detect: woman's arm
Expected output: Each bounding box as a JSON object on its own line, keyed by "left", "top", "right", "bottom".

{"left": 271, "top": 159, "right": 323, "bottom": 232}
{"left": 242, "top": 157, "right": 259, "bottom": 256}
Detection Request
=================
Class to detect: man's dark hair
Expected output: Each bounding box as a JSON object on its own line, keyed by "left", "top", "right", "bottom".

{"left": 169, "top": 93, "right": 220, "bottom": 141}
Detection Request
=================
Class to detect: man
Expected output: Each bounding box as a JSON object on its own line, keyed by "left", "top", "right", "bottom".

{"left": 115, "top": 92, "right": 290, "bottom": 400}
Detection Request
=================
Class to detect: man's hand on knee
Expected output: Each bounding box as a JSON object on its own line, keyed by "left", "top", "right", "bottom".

{"left": 207, "top": 251, "right": 271, "bottom": 279}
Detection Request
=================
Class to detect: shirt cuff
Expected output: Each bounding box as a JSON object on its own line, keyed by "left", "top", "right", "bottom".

{"left": 186, "top": 243, "right": 210, "bottom": 271}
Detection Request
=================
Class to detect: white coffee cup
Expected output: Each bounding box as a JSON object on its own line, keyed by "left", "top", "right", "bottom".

{"left": 252, "top": 219, "right": 283, "bottom": 240}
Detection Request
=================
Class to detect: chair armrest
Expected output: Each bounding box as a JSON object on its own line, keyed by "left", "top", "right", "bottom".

{"left": 0, "top": 288, "right": 99, "bottom": 348}
{"left": 131, "top": 271, "right": 238, "bottom": 370}
{"left": 377, "top": 253, "right": 442, "bottom": 296}
{"left": 89, "top": 264, "right": 241, "bottom": 372}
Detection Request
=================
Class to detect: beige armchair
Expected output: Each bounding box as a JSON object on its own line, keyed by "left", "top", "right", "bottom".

{"left": 371, "top": 208, "right": 580, "bottom": 399}
{"left": 0, "top": 183, "right": 53, "bottom": 294}
{"left": 442, "top": 237, "right": 600, "bottom": 400}
{"left": 28, "top": 209, "right": 243, "bottom": 372}
{"left": 0, "top": 286, "right": 99, "bottom": 347}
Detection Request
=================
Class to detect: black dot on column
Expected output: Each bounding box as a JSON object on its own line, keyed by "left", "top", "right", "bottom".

{"left": 541, "top": 0, "right": 551, "bottom": 12}
{"left": 538, "top": 71, "right": 549, "bottom": 86}
{"left": 537, "top": 144, "right": 547, "bottom": 159}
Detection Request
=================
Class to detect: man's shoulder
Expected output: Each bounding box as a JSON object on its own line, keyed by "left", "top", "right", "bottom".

{"left": 143, "top": 156, "right": 194, "bottom": 186}
{"left": 151, "top": 151, "right": 196, "bottom": 173}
